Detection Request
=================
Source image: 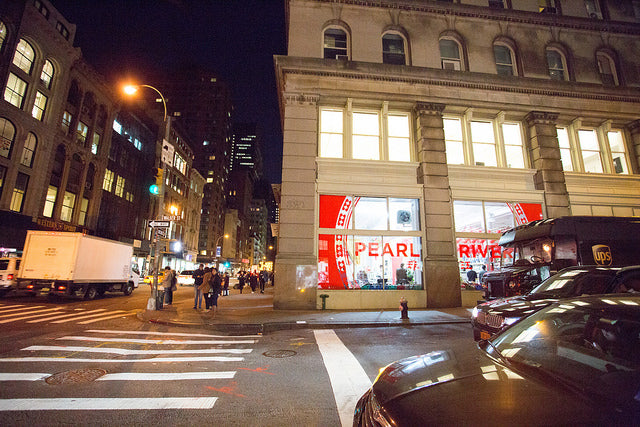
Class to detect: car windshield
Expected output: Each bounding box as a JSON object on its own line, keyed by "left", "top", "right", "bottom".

{"left": 529, "top": 269, "right": 617, "bottom": 299}
{"left": 487, "top": 297, "right": 640, "bottom": 403}
{"left": 500, "top": 238, "right": 553, "bottom": 268}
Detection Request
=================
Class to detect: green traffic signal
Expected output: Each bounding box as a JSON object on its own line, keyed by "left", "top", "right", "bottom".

{"left": 149, "top": 184, "right": 159, "bottom": 195}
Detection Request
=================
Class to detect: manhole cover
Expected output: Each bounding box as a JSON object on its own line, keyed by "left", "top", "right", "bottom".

{"left": 263, "top": 350, "right": 297, "bottom": 358}
{"left": 45, "top": 369, "right": 107, "bottom": 385}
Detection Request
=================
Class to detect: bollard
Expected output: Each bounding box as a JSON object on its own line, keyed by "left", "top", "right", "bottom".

{"left": 319, "top": 294, "right": 329, "bottom": 310}
{"left": 399, "top": 297, "right": 409, "bottom": 320}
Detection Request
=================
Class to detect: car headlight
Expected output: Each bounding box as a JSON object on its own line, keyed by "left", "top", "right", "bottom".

{"left": 471, "top": 307, "right": 479, "bottom": 318}
{"left": 503, "top": 317, "right": 520, "bottom": 326}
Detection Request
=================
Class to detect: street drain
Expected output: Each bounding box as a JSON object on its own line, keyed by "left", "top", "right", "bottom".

{"left": 45, "top": 369, "right": 107, "bottom": 385}
{"left": 263, "top": 350, "right": 297, "bottom": 358}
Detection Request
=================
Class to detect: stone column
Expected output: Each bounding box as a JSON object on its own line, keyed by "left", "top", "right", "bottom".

{"left": 524, "top": 111, "right": 570, "bottom": 218}
{"left": 273, "top": 93, "right": 320, "bottom": 310}
{"left": 627, "top": 120, "right": 640, "bottom": 175}
{"left": 414, "top": 102, "right": 462, "bottom": 308}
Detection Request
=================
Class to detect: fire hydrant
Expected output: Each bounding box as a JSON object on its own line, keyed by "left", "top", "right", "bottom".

{"left": 399, "top": 297, "right": 409, "bottom": 320}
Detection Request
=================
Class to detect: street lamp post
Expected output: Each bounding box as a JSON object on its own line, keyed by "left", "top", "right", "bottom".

{"left": 214, "top": 234, "right": 229, "bottom": 267}
{"left": 123, "top": 83, "right": 169, "bottom": 310}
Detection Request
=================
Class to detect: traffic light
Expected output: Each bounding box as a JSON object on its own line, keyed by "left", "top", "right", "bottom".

{"left": 149, "top": 167, "right": 163, "bottom": 195}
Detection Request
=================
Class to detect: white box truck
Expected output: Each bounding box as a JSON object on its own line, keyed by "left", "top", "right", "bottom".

{"left": 17, "top": 231, "right": 140, "bottom": 300}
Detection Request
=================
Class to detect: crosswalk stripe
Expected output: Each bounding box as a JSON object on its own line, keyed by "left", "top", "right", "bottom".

{"left": 28, "top": 309, "right": 106, "bottom": 323}
{"left": 57, "top": 336, "right": 257, "bottom": 345}
{"left": 0, "top": 306, "right": 46, "bottom": 316}
{"left": 51, "top": 311, "right": 125, "bottom": 324}
{"left": 97, "top": 372, "right": 236, "bottom": 381}
{"left": 0, "top": 397, "right": 218, "bottom": 410}
{"left": 85, "top": 329, "right": 262, "bottom": 338}
{"left": 77, "top": 311, "right": 137, "bottom": 324}
{"left": 0, "top": 308, "right": 63, "bottom": 324}
{"left": 0, "top": 373, "right": 50, "bottom": 381}
{"left": 0, "top": 356, "right": 244, "bottom": 362}
{"left": 22, "top": 345, "right": 253, "bottom": 355}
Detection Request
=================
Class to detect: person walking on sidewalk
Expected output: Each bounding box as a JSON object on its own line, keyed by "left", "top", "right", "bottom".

{"left": 238, "top": 271, "right": 246, "bottom": 294}
{"left": 161, "top": 266, "right": 176, "bottom": 305}
{"left": 199, "top": 267, "right": 213, "bottom": 311}
{"left": 259, "top": 270, "right": 266, "bottom": 293}
{"left": 210, "top": 268, "right": 223, "bottom": 314}
{"left": 222, "top": 272, "right": 230, "bottom": 296}
{"left": 192, "top": 264, "right": 205, "bottom": 309}
{"left": 249, "top": 271, "right": 258, "bottom": 293}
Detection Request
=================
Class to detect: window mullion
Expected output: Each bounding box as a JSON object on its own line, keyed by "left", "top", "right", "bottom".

{"left": 381, "top": 102, "right": 388, "bottom": 161}
{"left": 596, "top": 125, "right": 613, "bottom": 174}
{"left": 493, "top": 116, "right": 506, "bottom": 168}
{"left": 462, "top": 111, "right": 473, "bottom": 165}
{"left": 568, "top": 121, "right": 584, "bottom": 172}
{"left": 345, "top": 99, "right": 353, "bottom": 159}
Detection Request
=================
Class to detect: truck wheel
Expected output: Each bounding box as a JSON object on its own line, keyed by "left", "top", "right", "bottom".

{"left": 84, "top": 286, "right": 98, "bottom": 300}
{"left": 123, "top": 282, "right": 134, "bottom": 296}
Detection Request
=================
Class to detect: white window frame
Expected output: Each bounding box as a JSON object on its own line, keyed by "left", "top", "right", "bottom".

{"left": 596, "top": 52, "right": 618, "bottom": 86}
{"left": 546, "top": 48, "right": 568, "bottom": 81}
{"left": 382, "top": 32, "right": 407, "bottom": 65}
{"left": 323, "top": 27, "right": 349, "bottom": 60}
{"left": 31, "top": 91, "right": 47, "bottom": 120}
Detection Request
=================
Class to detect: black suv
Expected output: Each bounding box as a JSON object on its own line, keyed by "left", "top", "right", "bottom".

{"left": 471, "top": 265, "right": 640, "bottom": 340}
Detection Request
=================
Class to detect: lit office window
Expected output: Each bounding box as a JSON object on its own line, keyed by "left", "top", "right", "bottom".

{"left": 444, "top": 118, "right": 464, "bottom": 165}
{"left": 607, "top": 131, "right": 628, "bottom": 174}
{"left": 91, "top": 132, "right": 100, "bottom": 155}
{"left": 10, "top": 173, "right": 29, "bottom": 212}
{"left": 502, "top": 123, "right": 524, "bottom": 168}
{"left": 387, "top": 114, "right": 410, "bottom": 162}
{"left": 12, "top": 39, "right": 35, "bottom": 74}
{"left": 352, "top": 112, "right": 380, "bottom": 160}
{"left": 32, "top": 91, "right": 47, "bottom": 120}
{"left": 60, "top": 191, "right": 76, "bottom": 222}
{"left": 319, "top": 109, "right": 343, "bottom": 158}
{"left": 0, "top": 118, "right": 16, "bottom": 158}
{"left": 21, "top": 132, "right": 37, "bottom": 167}
{"left": 578, "top": 129, "right": 603, "bottom": 173}
{"left": 42, "top": 185, "right": 57, "bottom": 217}
{"left": 40, "top": 60, "right": 54, "bottom": 88}
{"left": 470, "top": 121, "right": 497, "bottom": 167}
{"left": 115, "top": 176, "right": 125, "bottom": 197}
{"left": 556, "top": 127, "right": 573, "bottom": 172}
{"left": 4, "top": 73, "right": 28, "bottom": 108}
{"left": 102, "top": 169, "right": 114, "bottom": 191}
{"left": 78, "top": 198, "right": 89, "bottom": 226}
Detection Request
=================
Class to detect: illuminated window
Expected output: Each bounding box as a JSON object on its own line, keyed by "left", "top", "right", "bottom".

{"left": 78, "top": 198, "right": 89, "bottom": 226}
{"left": 440, "top": 39, "right": 461, "bottom": 70}
{"left": 61, "top": 111, "right": 72, "bottom": 133}
{"left": 10, "top": 173, "right": 29, "bottom": 212}
{"left": 387, "top": 114, "right": 411, "bottom": 162}
{"left": 12, "top": 39, "right": 35, "bottom": 74}
{"left": 91, "top": 132, "right": 100, "bottom": 155}
{"left": 539, "top": 0, "right": 560, "bottom": 14}
{"left": 4, "top": 73, "right": 28, "bottom": 108}
{"left": 502, "top": 123, "right": 524, "bottom": 168}
{"left": 43, "top": 185, "right": 57, "bottom": 217}
{"left": 0, "top": 22, "right": 7, "bottom": 51}
{"left": 40, "top": 60, "right": 54, "bottom": 88}
{"left": 319, "top": 109, "right": 343, "bottom": 158}
{"left": 546, "top": 48, "right": 567, "bottom": 81}
{"left": 115, "top": 176, "right": 125, "bottom": 197}
{"left": 32, "top": 91, "right": 47, "bottom": 120}
{"left": 607, "top": 131, "right": 629, "bottom": 174}
{"left": 21, "top": 132, "right": 37, "bottom": 167}
{"left": 382, "top": 33, "right": 406, "bottom": 65}
{"left": 444, "top": 118, "right": 464, "bottom": 165}
{"left": 471, "top": 121, "right": 497, "bottom": 167}
{"left": 556, "top": 128, "right": 574, "bottom": 172}
{"left": 102, "top": 169, "right": 114, "bottom": 191}
{"left": 112, "top": 120, "right": 122, "bottom": 134}
{"left": 577, "top": 129, "right": 603, "bottom": 173}
{"left": 60, "top": 191, "right": 75, "bottom": 222}
{"left": 76, "top": 121, "right": 88, "bottom": 145}
{"left": 353, "top": 112, "right": 380, "bottom": 160}
{"left": 0, "top": 118, "right": 16, "bottom": 158}
{"left": 324, "top": 28, "right": 348, "bottom": 59}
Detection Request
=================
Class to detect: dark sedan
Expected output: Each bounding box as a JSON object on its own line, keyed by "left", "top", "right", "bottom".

{"left": 472, "top": 265, "right": 640, "bottom": 340}
{"left": 354, "top": 294, "right": 640, "bottom": 426}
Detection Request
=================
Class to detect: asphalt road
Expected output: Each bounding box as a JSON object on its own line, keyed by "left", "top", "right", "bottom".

{"left": 0, "top": 287, "right": 476, "bottom": 426}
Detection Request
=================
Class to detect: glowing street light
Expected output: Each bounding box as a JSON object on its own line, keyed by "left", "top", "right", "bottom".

{"left": 122, "top": 84, "right": 167, "bottom": 121}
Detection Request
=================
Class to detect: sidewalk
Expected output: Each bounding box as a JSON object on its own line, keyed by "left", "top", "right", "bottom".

{"left": 136, "top": 284, "right": 472, "bottom": 334}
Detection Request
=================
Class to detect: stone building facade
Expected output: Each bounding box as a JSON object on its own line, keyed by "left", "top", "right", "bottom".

{"left": 274, "top": 0, "right": 640, "bottom": 309}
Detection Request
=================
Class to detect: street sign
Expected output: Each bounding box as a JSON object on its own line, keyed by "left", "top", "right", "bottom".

{"left": 155, "top": 228, "right": 167, "bottom": 238}
{"left": 149, "top": 220, "right": 170, "bottom": 228}
{"left": 162, "top": 215, "right": 180, "bottom": 221}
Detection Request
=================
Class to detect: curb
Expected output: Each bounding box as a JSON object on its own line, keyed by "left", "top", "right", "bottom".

{"left": 136, "top": 311, "right": 471, "bottom": 335}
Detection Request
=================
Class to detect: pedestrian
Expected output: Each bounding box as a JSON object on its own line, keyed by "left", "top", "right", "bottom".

{"left": 223, "top": 272, "right": 230, "bottom": 296}
{"left": 210, "top": 268, "right": 223, "bottom": 314}
{"left": 259, "top": 270, "right": 266, "bottom": 293}
{"left": 478, "top": 265, "right": 487, "bottom": 282}
{"left": 192, "top": 263, "right": 205, "bottom": 309}
{"left": 466, "top": 268, "right": 477, "bottom": 283}
{"left": 238, "top": 271, "right": 246, "bottom": 294}
{"left": 199, "top": 267, "right": 212, "bottom": 311}
{"left": 161, "top": 266, "right": 176, "bottom": 305}
{"left": 249, "top": 271, "right": 258, "bottom": 293}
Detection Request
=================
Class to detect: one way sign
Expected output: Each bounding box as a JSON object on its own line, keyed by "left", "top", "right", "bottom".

{"left": 149, "top": 220, "right": 170, "bottom": 228}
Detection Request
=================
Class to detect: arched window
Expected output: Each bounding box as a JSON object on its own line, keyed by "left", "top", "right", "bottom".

{"left": 382, "top": 33, "right": 406, "bottom": 65}
{"left": 12, "top": 39, "right": 35, "bottom": 75}
{"left": 67, "top": 154, "right": 83, "bottom": 186}
{"left": 85, "top": 163, "right": 95, "bottom": 192}
{"left": 493, "top": 44, "right": 516, "bottom": 76}
{"left": 40, "top": 59, "right": 54, "bottom": 88}
{"left": 50, "top": 145, "right": 66, "bottom": 187}
{"left": 21, "top": 132, "right": 37, "bottom": 167}
{"left": 67, "top": 80, "right": 81, "bottom": 107}
{"left": 0, "top": 21, "right": 7, "bottom": 51}
{"left": 596, "top": 51, "right": 619, "bottom": 86}
{"left": 546, "top": 47, "right": 568, "bottom": 80}
{"left": 324, "top": 28, "right": 348, "bottom": 59}
{"left": 0, "top": 117, "right": 16, "bottom": 159}
{"left": 439, "top": 39, "right": 462, "bottom": 70}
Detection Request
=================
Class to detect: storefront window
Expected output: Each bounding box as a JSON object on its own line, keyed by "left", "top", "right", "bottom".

{"left": 454, "top": 200, "right": 485, "bottom": 232}
{"left": 354, "top": 197, "right": 387, "bottom": 230}
{"left": 389, "top": 198, "right": 420, "bottom": 231}
{"left": 484, "top": 202, "right": 514, "bottom": 233}
{"left": 457, "top": 238, "right": 502, "bottom": 284}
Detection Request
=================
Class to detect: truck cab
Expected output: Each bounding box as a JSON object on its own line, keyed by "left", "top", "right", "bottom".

{"left": 482, "top": 216, "right": 640, "bottom": 299}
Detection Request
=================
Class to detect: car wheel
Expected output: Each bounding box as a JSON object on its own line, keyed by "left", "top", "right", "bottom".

{"left": 123, "top": 282, "right": 134, "bottom": 296}
{"left": 84, "top": 286, "right": 98, "bottom": 300}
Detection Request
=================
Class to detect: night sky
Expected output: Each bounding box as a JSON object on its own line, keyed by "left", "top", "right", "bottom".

{"left": 52, "top": 0, "right": 287, "bottom": 184}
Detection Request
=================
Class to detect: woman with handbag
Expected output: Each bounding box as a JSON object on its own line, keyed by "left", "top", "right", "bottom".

{"left": 198, "top": 267, "right": 213, "bottom": 311}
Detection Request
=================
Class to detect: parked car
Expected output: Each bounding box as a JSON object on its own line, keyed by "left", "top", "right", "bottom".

{"left": 0, "top": 257, "right": 21, "bottom": 297}
{"left": 177, "top": 270, "right": 195, "bottom": 286}
{"left": 471, "top": 265, "right": 640, "bottom": 341}
{"left": 354, "top": 294, "right": 640, "bottom": 426}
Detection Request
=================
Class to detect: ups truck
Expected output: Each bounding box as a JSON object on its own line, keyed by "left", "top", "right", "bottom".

{"left": 16, "top": 231, "right": 140, "bottom": 299}
{"left": 481, "top": 216, "right": 640, "bottom": 299}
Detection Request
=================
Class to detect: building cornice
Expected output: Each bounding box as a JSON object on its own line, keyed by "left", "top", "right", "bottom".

{"left": 307, "top": 0, "right": 640, "bottom": 36}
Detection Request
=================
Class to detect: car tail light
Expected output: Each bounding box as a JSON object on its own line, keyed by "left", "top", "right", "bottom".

{"left": 27, "top": 284, "right": 34, "bottom": 289}
{"left": 58, "top": 286, "right": 66, "bottom": 291}
{"left": 7, "top": 274, "right": 13, "bottom": 280}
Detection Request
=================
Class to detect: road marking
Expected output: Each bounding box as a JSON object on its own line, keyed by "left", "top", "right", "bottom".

{"left": 0, "top": 356, "right": 244, "bottom": 362}
{"left": 0, "top": 305, "right": 32, "bottom": 313}
{"left": 77, "top": 311, "right": 137, "bottom": 324}
{"left": 0, "top": 308, "right": 62, "bottom": 324}
{"left": 314, "top": 329, "right": 372, "bottom": 427}
{"left": 56, "top": 336, "right": 257, "bottom": 345}
{"left": 97, "top": 372, "right": 236, "bottom": 381}
{"left": 0, "top": 306, "right": 47, "bottom": 317}
{"left": 51, "top": 311, "right": 125, "bottom": 324}
{"left": 85, "top": 329, "right": 262, "bottom": 338}
{"left": 0, "top": 397, "right": 217, "bottom": 410}
{"left": 28, "top": 309, "right": 106, "bottom": 323}
{"left": 22, "top": 345, "right": 253, "bottom": 355}
{"left": 0, "top": 373, "right": 50, "bottom": 381}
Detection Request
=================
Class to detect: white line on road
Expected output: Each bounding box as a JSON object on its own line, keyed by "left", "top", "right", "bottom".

{"left": 97, "top": 371, "right": 236, "bottom": 381}
{"left": 0, "top": 356, "right": 244, "bottom": 363}
{"left": 0, "top": 308, "right": 62, "bottom": 324}
{"left": 22, "top": 345, "right": 253, "bottom": 355}
{"left": 0, "top": 373, "right": 50, "bottom": 381}
{"left": 27, "top": 309, "right": 106, "bottom": 323}
{"left": 0, "top": 397, "right": 218, "bottom": 411}
{"left": 84, "top": 329, "right": 262, "bottom": 338}
{"left": 51, "top": 311, "right": 125, "bottom": 324}
{"left": 56, "top": 336, "right": 257, "bottom": 345}
{"left": 77, "top": 311, "right": 137, "bottom": 324}
{"left": 0, "top": 305, "right": 33, "bottom": 314}
{"left": 314, "top": 329, "right": 372, "bottom": 427}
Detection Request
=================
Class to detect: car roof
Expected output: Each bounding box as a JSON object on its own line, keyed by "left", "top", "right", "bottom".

{"left": 550, "top": 293, "right": 640, "bottom": 314}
